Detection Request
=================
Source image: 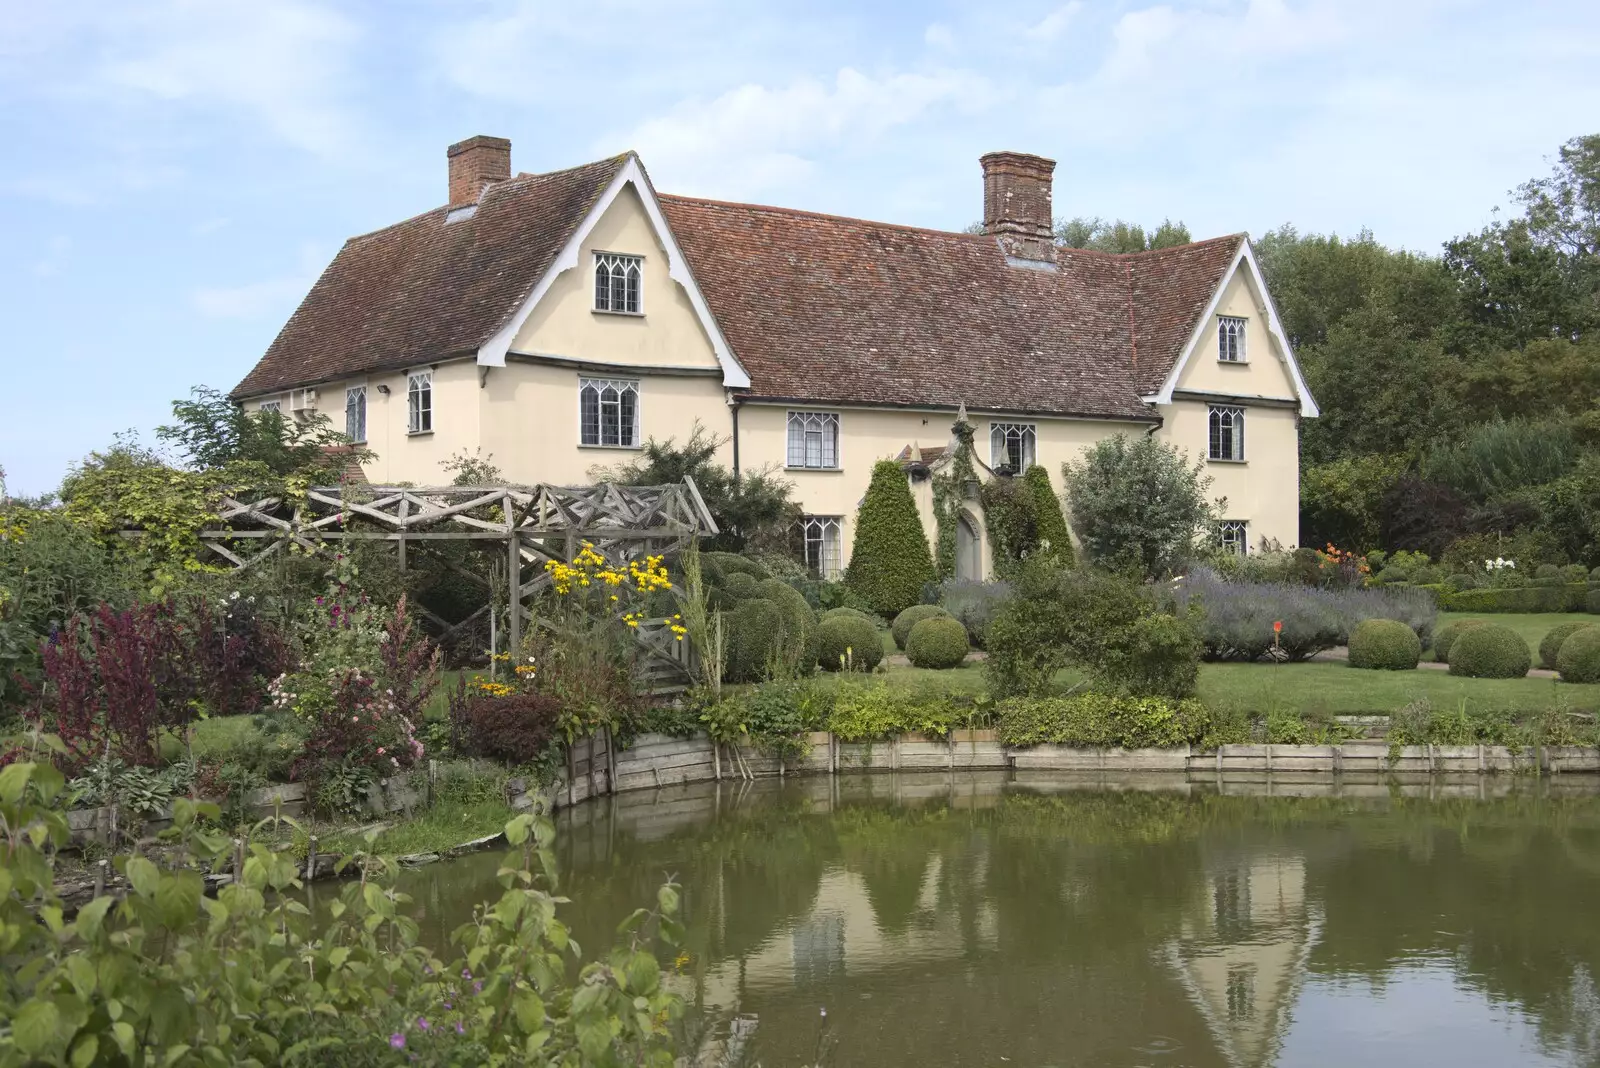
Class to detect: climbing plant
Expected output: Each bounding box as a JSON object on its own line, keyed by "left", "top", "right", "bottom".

{"left": 980, "top": 476, "right": 1037, "bottom": 579}
{"left": 1026, "top": 464, "right": 1075, "bottom": 568}
{"left": 930, "top": 415, "right": 979, "bottom": 579}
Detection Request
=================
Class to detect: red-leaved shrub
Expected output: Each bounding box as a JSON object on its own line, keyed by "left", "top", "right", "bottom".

{"left": 464, "top": 692, "right": 562, "bottom": 765}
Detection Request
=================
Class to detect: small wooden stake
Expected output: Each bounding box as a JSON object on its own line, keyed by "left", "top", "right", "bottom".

{"left": 306, "top": 836, "right": 319, "bottom": 882}
{"left": 233, "top": 838, "right": 245, "bottom": 882}
{"left": 93, "top": 859, "right": 108, "bottom": 898}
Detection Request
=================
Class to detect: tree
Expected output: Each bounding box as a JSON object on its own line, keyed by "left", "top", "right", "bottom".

{"left": 592, "top": 422, "right": 800, "bottom": 554}
{"left": 158, "top": 386, "right": 364, "bottom": 481}
{"left": 1024, "top": 464, "right": 1074, "bottom": 568}
{"left": 846, "top": 460, "right": 936, "bottom": 615}
{"left": 1056, "top": 216, "right": 1192, "bottom": 252}
{"left": 1060, "top": 435, "right": 1216, "bottom": 579}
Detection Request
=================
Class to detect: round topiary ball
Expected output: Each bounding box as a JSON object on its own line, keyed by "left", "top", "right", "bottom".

{"left": 822, "top": 606, "right": 880, "bottom": 629}
{"left": 1347, "top": 618, "right": 1422, "bottom": 670}
{"left": 816, "top": 614, "right": 883, "bottom": 672}
{"left": 724, "top": 599, "right": 782, "bottom": 682}
{"left": 1445, "top": 573, "right": 1477, "bottom": 592}
{"left": 755, "top": 579, "right": 820, "bottom": 665}
{"left": 1540, "top": 621, "right": 1596, "bottom": 670}
{"left": 1536, "top": 563, "right": 1562, "bottom": 581}
{"left": 1557, "top": 627, "right": 1600, "bottom": 683}
{"left": 1432, "top": 619, "right": 1485, "bottom": 663}
{"left": 1564, "top": 564, "right": 1590, "bottom": 583}
{"left": 905, "top": 616, "right": 970, "bottom": 669}
{"left": 1588, "top": 588, "right": 1600, "bottom": 615}
{"left": 1589, "top": 566, "right": 1600, "bottom": 584}
{"left": 1448, "top": 623, "right": 1532, "bottom": 679}
{"left": 891, "top": 604, "right": 951, "bottom": 650}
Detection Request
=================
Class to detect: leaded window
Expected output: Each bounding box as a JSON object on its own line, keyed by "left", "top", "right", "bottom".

{"left": 345, "top": 386, "right": 367, "bottom": 443}
{"left": 800, "top": 516, "right": 843, "bottom": 579}
{"left": 1208, "top": 405, "right": 1244, "bottom": 461}
{"left": 1219, "top": 520, "right": 1248, "bottom": 556}
{"left": 989, "top": 422, "right": 1036, "bottom": 472}
{"left": 408, "top": 372, "right": 432, "bottom": 434}
{"left": 258, "top": 400, "right": 281, "bottom": 413}
{"left": 579, "top": 377, "right": 640, "bottom": 447}
{"left": 1219, "top": 316, "right": 1247, "bottom": 362}
{"left": 593, "top": 253, "right": 642, "bottom": 313}
{"left": 787, "top": 411, "right": 839, "bottom": 469}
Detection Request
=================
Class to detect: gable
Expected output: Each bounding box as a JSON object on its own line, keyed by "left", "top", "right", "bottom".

{"left": 508, "top": 184, "right": 722, "bottom": 371}
{"left": 1171, "top": 263, "right": 1299, "bottom": 399}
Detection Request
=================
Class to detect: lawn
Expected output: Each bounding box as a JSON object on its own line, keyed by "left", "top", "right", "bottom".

{"left": 1435, "top": 611, "right": 1592, "bottom": 653}
{"left": 1196, "top": 660, "right": 1600, "bottom": 715}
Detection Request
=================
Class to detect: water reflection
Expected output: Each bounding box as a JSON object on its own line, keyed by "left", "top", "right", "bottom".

{"left": 390, "top": 773, "right": 1600, "bottom": 1066}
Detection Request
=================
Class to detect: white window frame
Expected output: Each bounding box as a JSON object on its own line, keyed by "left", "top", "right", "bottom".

{"left": 800, "top": 516, "right": 843, "bottom": 580}
{"left": 407, "top": 372, "right": 433, "bottom": 435}
{"left": 345, "top": 385, "right": 367, "bottom": 443}
{"left": 257, "top": 399, "right": 281, "bottom": 414}
{"left": 989, "top": 422, "right": 1036, "bottom": 472}
{"left": 1219, "top": 520, "right": 1248, "bottom": 556}
{"left": 1208, "top": 405, "right": 1245, "bottom": 462}
{"left": 1218, "top": 316, "right": 1248, "bottom": 363}
{"left": 578, "top": 377, "right": 641, "bottom": 448}
{"left": 593, "top": 252, "right": 643, "bottom": 314}
{"left": 786, "top": 411, "right": 840, "bottom": 470}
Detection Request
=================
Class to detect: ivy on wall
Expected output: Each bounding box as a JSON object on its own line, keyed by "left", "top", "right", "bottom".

{"left": 930, "top": 415, "right": 979, "bottom": 579}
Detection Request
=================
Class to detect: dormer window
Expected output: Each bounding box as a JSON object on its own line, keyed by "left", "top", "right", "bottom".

{"left": 594, "top": 253, "right": 642, "bottom": 314}
{"left": 1218, "top": 316, "right": 1247, "bottom": 362}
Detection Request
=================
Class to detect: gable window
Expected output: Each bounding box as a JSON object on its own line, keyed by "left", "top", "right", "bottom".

{"left": 258, "top": 400, "right": 281, "bottom": 414}
{"left": 989, "top": 422, "right": 1036, "bottom": 472}
{"left": 800, "top": 516, "right": 843, "bottom": 579}
{"left": 1208, "top": 405, "right": 1245, "bottom": 461}
{"left": 787, "top": 411, "right": 840, "bottom": 469}
{"left": 1218, "top": 316, "right": 1247, "bottom": 362}
{"left": 1218, "top": 520, "right": 1248, "bottom": 556}
{"left": 579, "top": 377, "right": 640, "bottom": 447}
{"left": 345, "top": 386, "right": 367, "bottom": 443}
{"left": 408, "top": 372, "right": 432, "bottom": 434}
{"left": 594, "top": 253, "right": 642, "bottom": 314}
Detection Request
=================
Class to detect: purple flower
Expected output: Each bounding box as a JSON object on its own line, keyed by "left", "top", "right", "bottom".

{"left": 417, "top": 1017, "right": 430, "bottom": 1032}
{"left": 473, "top": 981, "right": 482, "bottom": 995}
{"left": 455, "top": 1021, "right": 465, "bottom": 1035}
{"left": 462, "top": 969, "right": 472, "bottom": 979}
{"left": 389, "top": 1033, "right": 406, "bottom": 1049}
{"left": 443, "top": 1001, "right": 453, "bottom": 1010}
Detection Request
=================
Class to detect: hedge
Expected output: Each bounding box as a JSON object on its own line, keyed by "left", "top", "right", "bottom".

{"left": 996, "top": 694, "right": 1216, "bottom": 749}
{"left": 905, "top": 616, "right": 970, "bottom": 669}
{"left": 1540, "top": 621, "right": 1596, "bottom": 671}
{"left": 1347, "top": 618, "right": 1421, "bottom": 670}
{"left": 1436, "top": 583, "right": 1589, "bottom": 613}
{"left": 1557, "top": 627, "right": 1600, "bottom": 684}
{"left": 816, "top": 614, "right": 883, "bottom": 672}
{"left": 1447, "top": 623, "right": 1532, "bottom": 679}
{"left": 891, "top": 604, "right": 951, "bottom": 650}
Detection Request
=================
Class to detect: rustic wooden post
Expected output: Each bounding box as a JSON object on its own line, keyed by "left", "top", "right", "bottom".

{"left": 232, "top": 838, "right": 245, "bottom": 882}
{"left": 306, "top": 836, "right": 319, "bottom": 882}
{"left": 396, "top": 498, "right": 409, "bottom": 571}
{"left": 507, "top": 521, "right": 522, "bottom": 660}
{"left": 93, "top": 859, "right": 108, "bottom": 898}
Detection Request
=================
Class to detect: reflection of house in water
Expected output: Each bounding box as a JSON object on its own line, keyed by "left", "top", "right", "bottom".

{"left": 691, "top": 855, "right": 999, "bottom": 1010}
{"left": 1166, "top": 854, "right": 1316, "bottom": 1068}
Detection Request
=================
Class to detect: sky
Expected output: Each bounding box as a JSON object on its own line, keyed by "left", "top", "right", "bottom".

{"left": 3, "top": 0, "right": 1600, "bottom": 497}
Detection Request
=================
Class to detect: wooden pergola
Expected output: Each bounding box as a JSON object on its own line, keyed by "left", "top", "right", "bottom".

{"left": 196, "top": 479, "right": 717, "bottom": 690}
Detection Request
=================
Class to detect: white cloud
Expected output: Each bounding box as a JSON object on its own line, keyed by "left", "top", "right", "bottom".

{"left": 192, "top": 244, "right": 324, "bottom": 319}
{"left": 1026, "top": 2, "right": 1084, "bottom": 42}
{"left": 31, "top": 236, "right": 71, "bottom": 278}
{"left": 609, "top": 67, "right": 997, "bottom": 198}
{"left": 925, "top": 23, "right": 957, "bottom": 50}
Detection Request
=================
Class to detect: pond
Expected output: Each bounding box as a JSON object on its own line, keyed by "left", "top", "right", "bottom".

{"left": 381, "top": 772, "right": 1600, "bottom": 1066}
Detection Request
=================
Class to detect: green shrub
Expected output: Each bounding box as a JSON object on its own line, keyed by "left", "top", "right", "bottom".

{"left": 1347, "top": 618, "right": 1422, "bottom": 670}
{"left": 725, "top": 599, "right": 782, "bottom": 682}
{"left": 1557, "top": 627, "right": 1600, "bottom": 683}
{"left": 1432, "top": 618, "right": 1485, "bottom": 662}
{"left": 845, "top": 460, "right": 937, "bottom": 615}
{"left": 937, "top": 578, "right": 1010, "bottom": 649}
{"left": 1536, "top": 563, "right": 1563, "bottom": 581}
{"left": 995, "top": 694, "right": 1213, "bottom": 749}
{"left": 985, "top": 564, "right": 1146, "bottom": 698}
{"left": 1448, "top": 623, "right": 1531, "bottom": 678}
{"left": 816, "top": 614, "right": 883, "bottom": 672}
{"left": 1025, "top": 464, "right": 1074, "bottom": 567}
{"left": 822, "top": 606, "right": 880, "bottom": 629}
{"left": 1409, "top": 565, "right": 1443, "bottom": 586}
{"left": 755, "top": 578, "right": 820, "bottom": 667}
{"left": 1445, "top": 573, "right": 1477, "bottom": 591}
{"left": 891, "top": 604, "right": 951, "bottom": 650}
{"left": 1589, "top": 588, "right": 1600, "bottom": 614}
{"left": 1095, "top": 611, "right": 1203, "bottom": 699}
{"left": 905, "top": 616, "right": 970, "bottom": 669}
{"left": 1540, "top": 621, "right": 1596, "bottom": 670}
{"left": 703, "top": 551, "right": 770, "bottom": 581}
{"left": 1564, "top": 564, "right": 1589, "bottom": 583}
{"left": 1590, "top": 567, "right": 1600, "bottom": 583}
{"left": 1440, "top": 583, "right": 1588, "bottom": 613}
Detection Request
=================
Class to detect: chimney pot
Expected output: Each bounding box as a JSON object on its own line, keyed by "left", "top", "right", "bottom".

{"left": 448, "top": 135, "right": 511, "bottom": 206}
{"left": 980, "top": 151, "right": 1057, "bottom": 263}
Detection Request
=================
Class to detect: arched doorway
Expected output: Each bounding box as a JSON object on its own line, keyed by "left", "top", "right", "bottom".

{"left": 955, "top": 511, "right": 982, "bottom": 580}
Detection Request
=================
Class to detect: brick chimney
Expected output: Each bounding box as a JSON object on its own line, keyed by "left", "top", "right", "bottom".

{"left": 447, "top": 135, "right": 511, "bottom": 206}
{"left": 980, "top": 151, "right": 1057, "bottom": 263}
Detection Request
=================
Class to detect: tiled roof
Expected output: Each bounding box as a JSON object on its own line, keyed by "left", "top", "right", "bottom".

{"left": 233, "top": 153, "right": 1243, "bottom": 421}
{"left": 232, "top": 155, "right": 628, "bottom": 398}
{"left": 660, "top": 195, "right": 1242, "bottom": 420}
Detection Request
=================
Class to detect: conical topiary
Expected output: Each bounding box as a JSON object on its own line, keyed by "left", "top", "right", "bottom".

{"left": 1024, "top": 464, "right": 1074, "bottom": 568}
{"left": 846, "top": 460, "right": 937, "bottom": 616}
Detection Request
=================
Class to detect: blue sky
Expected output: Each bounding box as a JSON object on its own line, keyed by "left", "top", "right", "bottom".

{"left": 4, "top": 0, "right": 1599, "bottom": 497}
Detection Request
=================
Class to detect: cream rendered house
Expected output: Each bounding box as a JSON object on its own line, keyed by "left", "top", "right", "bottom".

{"left": 233, "top": 136, "right": 1317, "bottom": 579}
